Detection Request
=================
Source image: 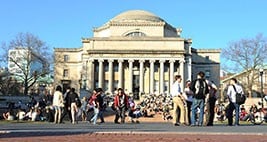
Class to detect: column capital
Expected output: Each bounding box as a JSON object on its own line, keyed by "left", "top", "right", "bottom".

{"left": 169, "top": 59, "right": 176, "bottom": 63}
{"left": 108, "top": 59, "right": 114, "bottom": 63}
{"left": 128, "top": 59, "right": 134, "bottom": 63}
{"left": 118, "top": 59, "right": 124, "bottom": 63}
{"left": 98, "top": 59, "right": 104, "bottom": 62}
{"left": 139, "top": 59, "right": 145, "bottom": 63}
{"left": 149, "top": 59, "right": 155, "bottom": 63}
{"left": 88, "top": 59, "right": 94, "bottom": 62}
{"left": 179, "top": 59, "right": 185, "bottom": 63}
{"left": 159, "top": 59, "right": 165, "bottom": 63}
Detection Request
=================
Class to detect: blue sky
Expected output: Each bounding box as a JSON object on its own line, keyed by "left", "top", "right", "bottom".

{"left": 1, "top": 1, "right": 267, "bottom": 52}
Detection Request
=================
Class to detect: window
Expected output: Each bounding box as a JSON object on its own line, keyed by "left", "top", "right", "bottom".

{"left": 125, "top": 32, "right": 146, "bottom": 37}
{"left": 114, "top": 64, "right": 118, "bottom": 72}
{"left": 164, "top": 63, "right": 168, "bottom": 72}
{"left": 164, "top": 81, "right": 169, "bottom": 92}
{"left": 259, "top": 71, "right": 266, "bottom": 84}
{"left": 114, "top": 80, "right": 118, "bottom": 89}
{"left": 104, "top": 63, "right": 109, "bottom": 72}
{"left": 205, "top": 70, "right": 210, "bottom": 79}
{"left": 205, "top": 56, "right": 210, "bottom": 60}
{"left": 64, "top": 55, "right": 69, "bottom": 62}
{"left": 104, "top": 80, "right": 109, "bottom": 91}
{"left": 63, "top": 69, "right": 69, "bottom": 77}
{"left": 9, "top": 63, "right": 15, "bottom": 68}
{"left": 15, "top": 69, "right": 22, "bottom": 74}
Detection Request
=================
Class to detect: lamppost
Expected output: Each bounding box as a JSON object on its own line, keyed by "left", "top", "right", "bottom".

{"left": 259, "top": 68, "right": 264, "bottom": 109}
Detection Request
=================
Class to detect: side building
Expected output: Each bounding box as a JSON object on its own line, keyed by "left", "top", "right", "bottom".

{"left": 8, "top": 48, "right": 50, "bottom": 95}
{"left": 54, "top": 10, "right": 221, "bottom": 95}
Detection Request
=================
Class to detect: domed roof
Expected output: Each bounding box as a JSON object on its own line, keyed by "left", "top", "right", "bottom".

{"left": 110, "top": 10, "right": 164, "bottom": 23}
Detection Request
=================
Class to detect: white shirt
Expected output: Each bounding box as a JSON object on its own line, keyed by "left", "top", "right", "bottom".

{"left": 171, "top": 81, "right": 182, "bottom": 98}
{"left": 183, "top": 87, "right": 193, "bottom": 102}
{"left": 53, "top": 91, "right": 64, "bottom": 107}
{"left": 17, "top": 111, "right": 26, "bottom": 120}
{"left": 227, "top": 84, "right": 244, "bottom": 103}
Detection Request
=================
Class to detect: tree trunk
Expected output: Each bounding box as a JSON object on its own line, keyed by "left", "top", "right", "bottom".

{"left": 24, "top": 81, "right": 28, "bottom": 96}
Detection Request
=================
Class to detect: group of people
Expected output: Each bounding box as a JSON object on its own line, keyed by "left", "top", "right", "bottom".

{"left": 52, "top": 85, "right": 81, "bottom": 124}
{"left": 59, "top": 86, "right": 142, "bottom": 125}
{"left": 2, "top": 70, "right": 247, "bottom": 127}
{"left": 171, "top": 71, "right": 244, "bottom": 127}
{"left": 112, "top": 88, "right": 142, "bottom": 124}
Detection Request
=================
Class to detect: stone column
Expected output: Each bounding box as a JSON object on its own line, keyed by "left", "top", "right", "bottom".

{"left": 179, "top": 59, "right": 185, "bottom": 90}
{"left": 169, "top": 59, "right": 175, "bottom": 94}
{"left": 159, "top": 60, "right": 165, "bottom": 94}
{"left": 98, "top": 59, "right": 104, "bottom": 88}
{"left": 87, "top": 59, "right": 94, "bottom": 91}
{"left": 149, "top": 60, "right": 155, "bottom": 94}
{"left": 187, "top": 57, "right": 192, "bottom": 81}
{"left": 108, "top": 59, "right": 114, "bottom": 94}
{"left": 128, "top": 59, "right": 134, "bottom": 94}
{"left": 118, "top": 59, "right": 123, "bottom": 89}
{"left": 139, "top": 59, "right": 145, "bottom": 94}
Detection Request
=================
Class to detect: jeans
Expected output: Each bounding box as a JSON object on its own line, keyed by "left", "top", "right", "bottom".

{"left": 191, "top": 98, "right": 205, "bottom": 126}
{"left": 91, "top": 107, "right": 99, "bottom": 124}
{"left": 227, "top": 102, "right": 240, "bottom": 125}
{"left": 186, "top": 101, "right": 192, "bottom": 125}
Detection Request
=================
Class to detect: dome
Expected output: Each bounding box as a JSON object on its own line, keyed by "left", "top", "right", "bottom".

{"left": 110, "top": 10, "right": 164, "bottom": 23}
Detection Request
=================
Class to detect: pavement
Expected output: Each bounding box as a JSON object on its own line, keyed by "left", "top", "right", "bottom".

{"left": 1, "top": 112, "right": 267, "bottom": 142}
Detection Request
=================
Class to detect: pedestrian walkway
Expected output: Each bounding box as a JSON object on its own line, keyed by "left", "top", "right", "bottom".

{"left": 1, "top": 132, "right": 267, "bottom": 142}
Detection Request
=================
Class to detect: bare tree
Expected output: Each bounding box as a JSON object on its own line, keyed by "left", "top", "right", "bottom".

{"left": 222, "top": 34, "right": 267, "bottom": 97}
{"left": 0, "top": 32, "right": 52, "bottom": 96}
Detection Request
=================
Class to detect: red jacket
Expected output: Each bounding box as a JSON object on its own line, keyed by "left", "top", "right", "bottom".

{"left": 114, "top": 93, "right": 129, "bottom": 108}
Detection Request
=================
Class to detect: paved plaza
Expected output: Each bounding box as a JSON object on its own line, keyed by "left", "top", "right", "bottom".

{"left": 1, "top": 121, "right": 267, "bottom": 142}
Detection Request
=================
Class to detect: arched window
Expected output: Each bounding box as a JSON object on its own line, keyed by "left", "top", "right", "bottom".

{"left": 125, "top": 32, "right": 146, "bottom": 37}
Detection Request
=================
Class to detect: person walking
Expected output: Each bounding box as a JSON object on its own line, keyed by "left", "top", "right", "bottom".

{"left": 90, "top": 88, "right": 104, "bottom": 124}
{"left": 226, "top": 78, "right": 244, "bottom": 126}
{"left": 205, "top": 81, "right": 218, "bottom": 126}
{"left": 52, "top": 85, "right": 64, "bottom": 124}
{"left": 68, "top": 88, "right": 79, "bottom": 124}
{"left": 190, "top": 71, "right": 209, "bottom": 126}
{"left": 171, "top": 75, "right": 187, "bottom": 126}
{"left": 182, "top": 80, "right": 193, "bottom": 125}
{"left": 60, "top": 86, "right": 72, "bottom": 123}
{"left": 81, "top": 96, "right": 88, "bottom": 121}
{"left": 113, "top": 88, "right": 129, "bottom": 124}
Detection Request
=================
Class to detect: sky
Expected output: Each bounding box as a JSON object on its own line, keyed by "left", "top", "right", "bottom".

{"left": 1, "top": 0, "right": 267, "bottom": 67}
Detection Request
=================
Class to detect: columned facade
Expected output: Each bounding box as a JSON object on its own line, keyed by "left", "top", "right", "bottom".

{"left": 85, "top": 59, "right": 184, "bottom": 95}
{"left": 54, "top": 10, "right": 221, "bottom": 97}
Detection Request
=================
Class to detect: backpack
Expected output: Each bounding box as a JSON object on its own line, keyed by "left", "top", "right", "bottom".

{"left": 193, "top": 79, "right": 209, "bottom": 99}
{"left": 233, "top": 85, "right": 246, "bottom": 105}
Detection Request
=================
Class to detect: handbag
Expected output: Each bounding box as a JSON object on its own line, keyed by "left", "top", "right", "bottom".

{"left": 233, "top": 85, "right": 246, "bottom": 105}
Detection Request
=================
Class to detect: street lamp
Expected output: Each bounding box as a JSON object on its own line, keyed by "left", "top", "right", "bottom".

{"left": 259, "top": 68, "right": 264, "bottom": 109}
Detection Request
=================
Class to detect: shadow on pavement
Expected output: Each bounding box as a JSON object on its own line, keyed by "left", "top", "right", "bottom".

{"left": 0, "top": 131, "right": 92, "bottom": 138}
